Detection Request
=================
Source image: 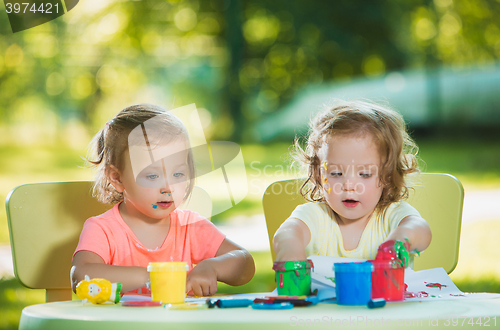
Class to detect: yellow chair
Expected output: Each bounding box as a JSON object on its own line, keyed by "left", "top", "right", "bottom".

{"left": 6, "top": 181, "right": 212, "bottom": 302}
{"left": 6, "top": 182, "right": 109, "bottom": 302}
{"left": 262, "top": 173, "right": 464, "bottom": 274}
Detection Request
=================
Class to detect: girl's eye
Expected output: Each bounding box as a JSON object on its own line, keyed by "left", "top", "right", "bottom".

{"left": 173, "top": 172, "right": 185, "bottom": 178}
{"left": 146, "top": 174, "right": 159, "bottom": 180}
{"left": 330, "top": 172, "right": 342, "bottom": 177}
{"left": 360, "top": 173, "right": 372, "bottom": 178}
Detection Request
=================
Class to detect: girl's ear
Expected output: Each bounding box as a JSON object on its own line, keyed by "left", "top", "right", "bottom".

{"left": 107, "top": 165, "right": 125, "bottom": 193}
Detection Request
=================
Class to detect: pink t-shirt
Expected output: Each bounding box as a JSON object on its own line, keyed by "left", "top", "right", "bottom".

{"left": 73, "top": 203, "right": 226, "bottom": 293}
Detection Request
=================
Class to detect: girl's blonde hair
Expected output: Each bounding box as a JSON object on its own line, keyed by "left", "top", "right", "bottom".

{"left": 294, "top": 99, "right": 419, "bottom": 215}
{"left": 88, "top": 104, "right": 195, "bottom": 204}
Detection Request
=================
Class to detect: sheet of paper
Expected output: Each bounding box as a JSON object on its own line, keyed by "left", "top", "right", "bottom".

{"left": 309, "top": 255, "right": 365, "bottom": 276}
{"left": 404, "top": 267, "right": 500, "bottom": 302}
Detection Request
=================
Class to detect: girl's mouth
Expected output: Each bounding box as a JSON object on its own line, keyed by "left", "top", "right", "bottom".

{"left": 342, "top": 199, "right": 359, "bottom": 208}
{"left": 156, "top": 201, "right": 173, "bottom": 209}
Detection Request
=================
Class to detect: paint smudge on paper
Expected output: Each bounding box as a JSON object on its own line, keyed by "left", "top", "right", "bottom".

{"left": 404, "top": 291, "right": 429, "bottom": 298}
{"left": 425, "top": 282, "right": 447, "bottom": 290}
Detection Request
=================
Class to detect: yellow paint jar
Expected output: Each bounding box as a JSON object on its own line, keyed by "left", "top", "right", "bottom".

{"left": 147, "top": 262, "right": 188, "bottom": 304}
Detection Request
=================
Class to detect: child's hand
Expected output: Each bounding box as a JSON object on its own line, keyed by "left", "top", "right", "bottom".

{"left": 376, "top": 239, "right": 410, "bottom": 267}
{"left": 186, "top": 260, "right": 218, "bottom": 297}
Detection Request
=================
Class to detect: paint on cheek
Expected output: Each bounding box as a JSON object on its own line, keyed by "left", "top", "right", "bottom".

{"left": 323, "top": 161, "right": 327, "bottom": 171}
{"left": 152, "top": 204, "right": 158, "bottom": 209}
{"left": 323, "top": 183, "right": 331, "bottom": 194}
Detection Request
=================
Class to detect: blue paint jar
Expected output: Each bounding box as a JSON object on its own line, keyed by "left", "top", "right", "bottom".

{"left": 334, "top": 262, "right": 374, "bottom": 305}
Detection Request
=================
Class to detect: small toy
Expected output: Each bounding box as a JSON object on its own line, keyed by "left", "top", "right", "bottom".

{"left": 76, "top": 275, "right": 122, "bottom": 304}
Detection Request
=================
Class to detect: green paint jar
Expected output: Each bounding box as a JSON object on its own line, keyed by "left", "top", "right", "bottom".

{"left": 273, "top": 260, "right": 314, "bottom": 296}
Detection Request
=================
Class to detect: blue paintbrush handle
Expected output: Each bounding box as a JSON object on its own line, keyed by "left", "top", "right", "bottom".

{"left": 216, "top": 299, "right": 254, "bottom": 308}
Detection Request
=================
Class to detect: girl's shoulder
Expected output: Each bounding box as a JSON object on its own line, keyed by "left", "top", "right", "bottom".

{"left": 173, "top": 208, "right": 211, "bottom": 226}
{"left": 383, "top": 200, "right": 421, "bottom": 228}
{"left": 385, "top": 200, "right": 418, "bottom": 214}
{"left": 292, "top": 201, "right": 333, "bottom": 219}
{"left": 83, "top": 204, "right": 121, "bottom": 227}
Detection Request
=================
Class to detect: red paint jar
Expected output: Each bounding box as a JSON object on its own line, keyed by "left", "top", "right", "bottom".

{"left": 369, "top": 259, "right": 405, "bottom": 301}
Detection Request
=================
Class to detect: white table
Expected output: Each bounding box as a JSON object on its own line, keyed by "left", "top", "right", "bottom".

{"left": 20, "top": 297, "right": 500, "bottom": 329}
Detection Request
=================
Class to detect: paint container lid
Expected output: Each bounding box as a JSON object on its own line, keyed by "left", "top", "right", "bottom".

{"left": 147, "top": 262, "right": 189, "bottom": 272}
{"left": 272, "top": 260, "right": 314, "bottom": 272}
{"left": 333, "top": 262, "right": 374, "bottom": 273}
{"left": 369, "top": 259, "right": 402, "bottom": 269}
{"left": 367, "top": 298, "right": 386, "bottom": 309}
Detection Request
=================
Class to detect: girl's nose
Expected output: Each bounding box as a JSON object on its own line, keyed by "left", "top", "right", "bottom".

{"left": 161, "top": 189, "right": 172, "bottom": 197}
{"left": 160, "top": 180, "right": 174, "bottom": 194}
{"left": 342, "top": 179, "right": 355, "bottom": 191}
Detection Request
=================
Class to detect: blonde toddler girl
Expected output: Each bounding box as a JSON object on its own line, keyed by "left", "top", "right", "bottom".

{"left": 273, "top": 100, "right": 432, "bottom": 266}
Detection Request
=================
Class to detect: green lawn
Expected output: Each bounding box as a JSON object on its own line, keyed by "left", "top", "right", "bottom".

{"left": 0, "top": 277, "right": 45, "bottom": 330}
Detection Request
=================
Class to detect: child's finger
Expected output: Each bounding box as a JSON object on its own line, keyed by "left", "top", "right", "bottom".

{"left": 201, "top": 283, "right": 210, "bottom": 297}
{"left": 192, "top": 283, "right": 204, "bottom": 297}
{"left": 203, "top": 281, "right": 214, "bottom": 296}
{"left": 209, "top": 282, "right": 217, "bottom": 296}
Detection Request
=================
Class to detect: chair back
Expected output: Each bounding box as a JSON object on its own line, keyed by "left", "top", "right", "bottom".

{"left": 6, "top": 181, "right": 109, "bottom": 302}
{"left": 262, "top": 173, "right": 464, "bottom": 274}
{"left": 6, "top": 181, "right": 212, "bottom": 302}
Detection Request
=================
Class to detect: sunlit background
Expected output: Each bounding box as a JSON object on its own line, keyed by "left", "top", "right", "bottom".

{"left": 1, "top": 0, "right": 500, "bottom": 328}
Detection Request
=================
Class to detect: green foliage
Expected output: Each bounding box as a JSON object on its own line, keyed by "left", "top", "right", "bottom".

{"left": 454, "top": 277, "right": 500, "bottom": 294}
{"left": 417, "top": 137, "right": 500, "bottom": 189}
{"left": 1, "top": 0, "right": 500, "bottom": 143}
{"left": 0, "top": 277, "right": 45, "bottom": 330}
{"left": 217, "top": 251, "right": 275, "bottom": 294}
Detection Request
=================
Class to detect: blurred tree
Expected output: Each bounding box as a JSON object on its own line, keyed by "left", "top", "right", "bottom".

{"left": 237, "top": 0, "right": 409, "bottom": 141}
{"left": 223, "top": 0, "right": 244, "bottom": 141}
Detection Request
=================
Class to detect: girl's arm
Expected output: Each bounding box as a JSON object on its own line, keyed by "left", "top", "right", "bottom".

{"left": 272, "top": 218, "right": 311, "bottom": 262}
{"left": 186, "top": 238, "right": 255, "bottom": 296}
{"left": 385, "top": 215, "right": 432, "bottom": 254}
{"left": 71, "top": 251, "right": 149, "bottom": 293}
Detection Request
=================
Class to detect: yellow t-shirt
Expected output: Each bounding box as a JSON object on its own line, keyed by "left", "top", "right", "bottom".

{"left": 290, "top": 201, "right": 421, "bottom": 260}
